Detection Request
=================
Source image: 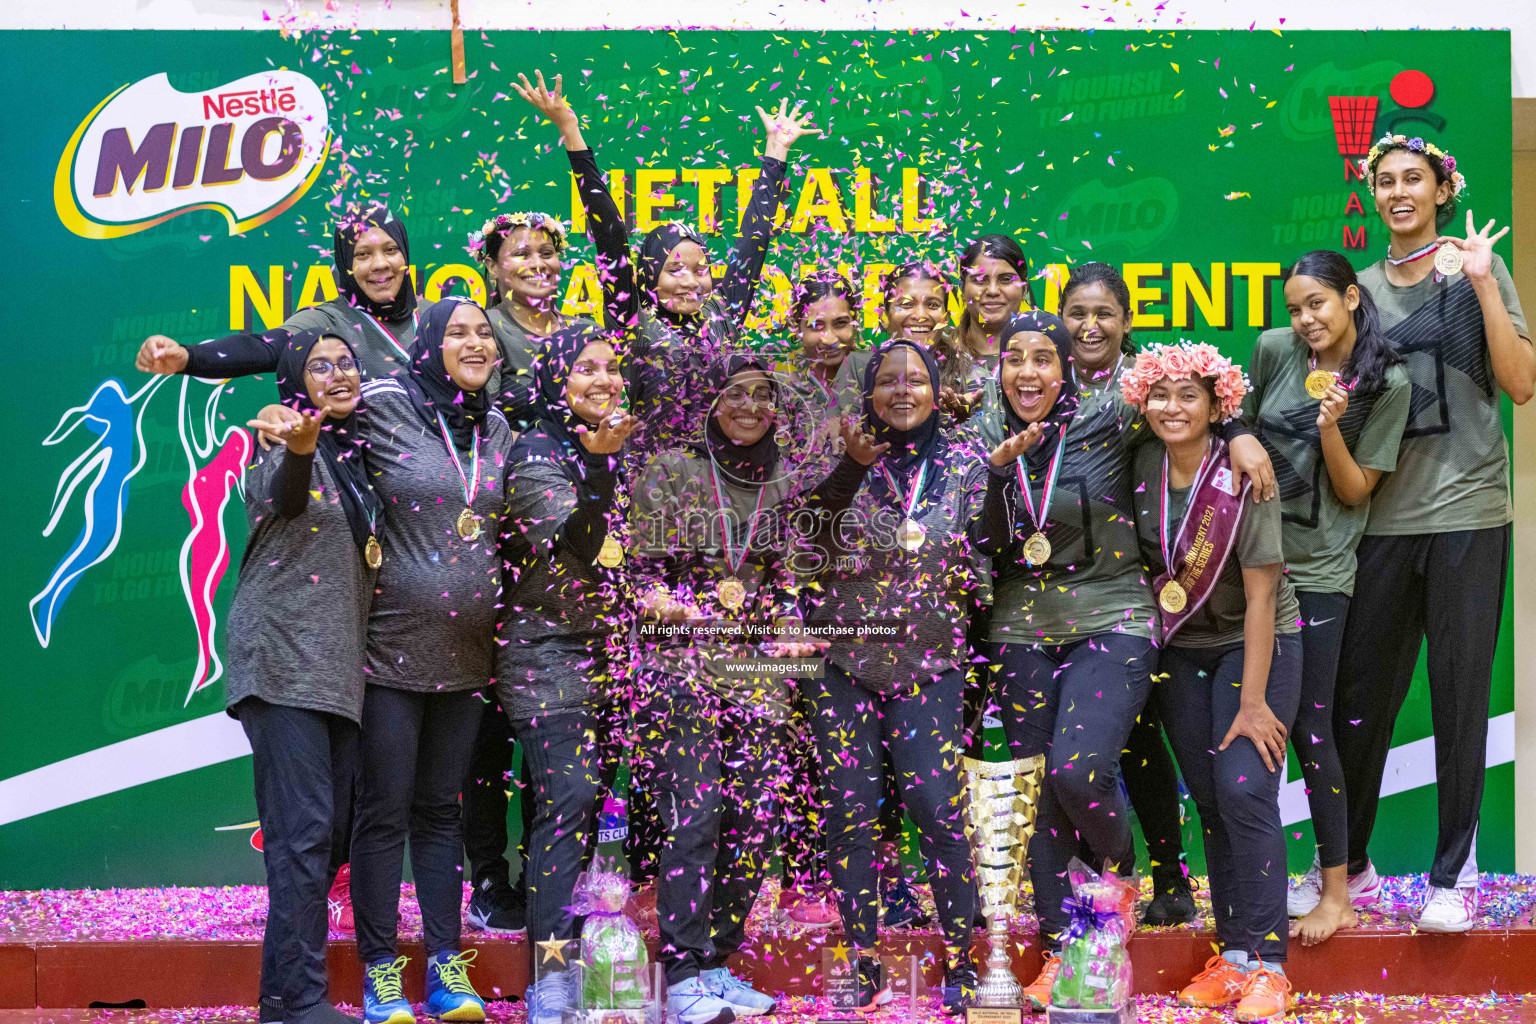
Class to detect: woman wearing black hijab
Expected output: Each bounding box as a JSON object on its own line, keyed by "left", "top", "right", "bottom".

{"left": 346, "top": 296, "right": 513, "bottom": 1024}
{"left": 515, "top": 70, "right": 819, "bottom": 458}
{"left": 788, "top": 339, "right": 987, "bottom": 1015}
{"left": 627, "top": 353, "right": 801, "bottom": 1024}
{"left": 233, "top": 330, "right": 379, "bottom": 1024}
{"left": 497, "top": 324, "right": 636, "bottom": 1024}
{"left": 136, "top": 206, "right": 425, "bottom": 382}
{"left": 966, "top": 311, "right": 1156, "bottom": 1006}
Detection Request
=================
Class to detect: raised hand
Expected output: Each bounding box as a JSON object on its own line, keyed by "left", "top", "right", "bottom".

{"left": 840, "top": 414, "right": 890, "bottom": 466}
{"left": 755, "top": 98, "right": 821, "bottom": 161}
{"left": 1316, "top": 384, "right": 1349, "bottom": 431}
{"left": 988, "top": 421, "right": 1044, "bottom": 467}
{"left": 1437, "top": 210, "right": 1511, "bottom": 282}
{"left": 512, "top": 70, "right": 585, "bottom": 149}
{"left": 136, "top": 335, "right": 189, "bottom": 375}
{"left": 575, "top": 412, "right": 638, "bottom": 454}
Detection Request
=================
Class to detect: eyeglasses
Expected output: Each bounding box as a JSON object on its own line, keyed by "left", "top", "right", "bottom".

{"left": 306, "top": 356, "right": 359, "bottom": 381}
{"left": 721, "top": 386, "right": 777, "bottom": 408}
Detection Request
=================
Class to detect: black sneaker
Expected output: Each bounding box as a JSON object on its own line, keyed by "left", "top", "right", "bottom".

{"left": 1142, "top": 866, "right": 1196, "bottom": 926}
{"left": 881, "top": 879, "right": 932, "bottom": 931}
{"left": 466, "top": 881, "right": 527, "bottom": 934}
{"left": 258, "top": 996, "right": 284, "bottom": 1024}
{"left": 941, "top": 953, "right": 977, "bottom": 1016}
{"left": 857, "top": 955, "right": 892, "bottom": 1011}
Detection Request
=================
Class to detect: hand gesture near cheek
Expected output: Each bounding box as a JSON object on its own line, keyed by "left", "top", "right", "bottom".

{"left": 840, "top": 415, "right": 890, "bottom": 466}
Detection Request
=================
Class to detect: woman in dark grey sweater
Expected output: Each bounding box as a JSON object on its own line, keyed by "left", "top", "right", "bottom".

{"left": 348, "top": 297, "right": 514, "bottom": 1024}
{"left": 496, "top": 323, "right": 636, "bottom": 1024}
{"left": 790, "top": 339, "right": 987, "bottom": 1016}
{"left": 231, "top": 330, "right": 380, "bottom": 1024}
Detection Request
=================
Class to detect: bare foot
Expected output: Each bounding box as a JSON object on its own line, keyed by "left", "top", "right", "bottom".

{"left": 1290, "top": 894, "right": 1358, "bottom": 946}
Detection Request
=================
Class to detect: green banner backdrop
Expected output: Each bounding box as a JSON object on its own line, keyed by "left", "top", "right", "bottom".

{"left": 0, "top": 27, "right": 1516, "bottom": 888}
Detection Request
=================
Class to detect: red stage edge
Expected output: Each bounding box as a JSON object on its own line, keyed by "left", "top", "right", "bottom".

{"left": 7, "top": 927, "right": 1536, "bottom": 1008}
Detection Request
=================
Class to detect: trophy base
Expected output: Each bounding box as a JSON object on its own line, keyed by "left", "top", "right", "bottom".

{"left": 1045, "top": 1003, "right": 1135, "bottom": 1024}
{"left": 966, "top": 1008, "right": 1023, "bottom": 1024}
{"left": 561, "top": 1009, "right": 652, "bottom": 1024}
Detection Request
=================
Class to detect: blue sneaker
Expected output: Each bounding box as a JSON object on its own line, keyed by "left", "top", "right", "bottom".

{"left": 881, "top": 878, "right": 932, "bottom": 930}
{"left": 666, "top": 976, "right": 736, "bottom": 1024}
{"left": 423, "top": 950, "right": 485, "bottom": 1022}
{"left": 525, "top": 969, "right": 574, "bottom": 1024}
{"left": 363, "top": 957, "right": 415, "bottom": 1024}
{"left": 701, "top": 967, "right": 776, "bottom": 1016}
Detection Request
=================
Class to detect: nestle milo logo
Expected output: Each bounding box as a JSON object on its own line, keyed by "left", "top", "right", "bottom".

{"left": 103, "top": 655, "right": 220, "bottom": 737}
{"left": 1052, "top": 177, "right": 1177, "bottom": 252}
{"left": 55, "top": 70, "right": 330, "bottom": 240}
{"left": 1281, "top": 61, "right": 1400, "bottom": 141}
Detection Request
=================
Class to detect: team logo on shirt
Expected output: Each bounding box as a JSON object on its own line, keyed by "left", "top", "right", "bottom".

{"left": 54, "top": 70, "right": 330, "bottom": 239}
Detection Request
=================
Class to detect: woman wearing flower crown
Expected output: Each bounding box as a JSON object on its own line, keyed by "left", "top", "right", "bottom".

{"left": 1124, "top": 342, "right": 1301, "bottom": 1023}
{"left": 1243, "top": 250, "right": 1412, "bottom": 947}
{"left": 1330, "top": 134, "right": 1532, "bottom": 933}
{"left": 465, "top": 206, "right": 590, "bottom": 428}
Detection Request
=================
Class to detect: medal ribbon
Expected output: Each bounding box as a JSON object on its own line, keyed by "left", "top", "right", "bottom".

{"left": 1384, "top": 241, "right": 1438, "bottom": 266}
{"left": 1159, "top": 439, "right": 1216, "bottom": 574}
{"left": 1012, "top": 429, "right": 1069, "bottom": 539}
{"left": 435, "top": 413, "right": 482, "bottom": 508}
{"left": 879, "top": 460, "right": 930, "bottom": 527}
{"left": 708, "top": 461, "right": 769, "bottom": 576}
{"left": 357, "top": 308, "right": 420, "bottom": 364}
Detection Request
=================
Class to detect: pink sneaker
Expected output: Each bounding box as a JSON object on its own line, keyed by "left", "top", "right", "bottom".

{"left": 777, "top": 889, "right": 840, "bottom": 929}
{"left": 328, "top": 863, "right": 355, "bottom": 936}
{"left": 1348, "top": 861, "right": 1384, "bottom": 910}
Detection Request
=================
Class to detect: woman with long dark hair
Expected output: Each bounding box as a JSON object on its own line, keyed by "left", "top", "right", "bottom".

{"left": 138, "top": 207, "right": 425, "bottom": 382}
{"left": 1244, "top": 250, "right": 1410, "bottom": 946}
{"left": 936, "top": 234, "right": 1035, "bottom": 412}
{"left": 1056, "top": 261, "right": 1196, "bottom": 926}
{"left": 790, "top": 339, "right": 985, "bottom": 1015}
{"left": 234, "top": 330, "right": 379, "bottom": 1024}
{"left": 1333, "top": 135, "right": 1531, "bottom": 932}
{"left": 1125, "top": 343, "right": 1302, "bottom": 1023}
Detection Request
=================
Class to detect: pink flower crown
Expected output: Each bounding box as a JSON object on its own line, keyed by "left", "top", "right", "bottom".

{"left": 1118, "top": 341, "right": 1249, "bottom": 421}
{"left": 465, "top": 211, "right": 568, "bottom": 260}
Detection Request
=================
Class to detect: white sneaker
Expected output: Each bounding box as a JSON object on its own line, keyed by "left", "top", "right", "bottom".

{"left": 1287, "top": 863, "right": 1323, "bottom": 917}
{"left": 1348, "top": 861, "right": 1384, "bottom": 910}
{"left": 1417, "top": 885, "right": 1478, "bottom": 933}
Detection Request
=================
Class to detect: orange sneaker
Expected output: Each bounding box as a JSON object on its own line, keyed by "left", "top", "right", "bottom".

{"left": 1234, "top": 965, "right": 1292, "bottom": 1022}
{"left": 1176, "top": 955, "right": 1249, "bottom": 1008}
{"left": 1021, "top": 955, "right": 1061, "bottom": 1012}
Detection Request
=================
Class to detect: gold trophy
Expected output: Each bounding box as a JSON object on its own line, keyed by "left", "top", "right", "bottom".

{"left": 961, "top": 755, "right": 1046, "bottom": 1021}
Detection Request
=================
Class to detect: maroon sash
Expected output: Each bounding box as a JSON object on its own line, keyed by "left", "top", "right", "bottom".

{"left": 1154, "top": 438, "right": 1251, "bottom": 644}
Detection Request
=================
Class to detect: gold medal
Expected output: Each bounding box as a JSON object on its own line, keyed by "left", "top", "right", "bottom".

{"left": 897, "top": 517, "right": 927, "bottom": 552}
{"left": 365, "top": 535, "right": 383, "bottom": 570}
{"left": 1433, "top": 242, "right": 1464, "bottom": 277}
{"left": 456, "top": 508, "right": 480, "bottom": 540}
{"left": 1023, "top": 530, "right": 1052, "bottom": 566}
{"left": 597, "top": 536, "right": 623, "bottom": 568}
{"left": 1304, "top": 369, "right": 1337, "bottom": 400}
{"left": 1159, "top": 579, "right": 1188, "bottom": 614}
{"left": 717, "top": 577, "right": 747, "bottom": 610}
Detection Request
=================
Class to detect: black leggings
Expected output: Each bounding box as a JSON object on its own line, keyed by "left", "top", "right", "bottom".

{"left": 462, "top": 694, "right": 534, "bottom": 896}
{"left": 1292, "top": 591, "right": 1351, "bottom": 869}
{"left": 1120, "top": 698, "right": 1188, "bottom": 878}
{"left": 1335, "top": 527, "right": 1509, "bottom": 889}
{"left": 983, "top": 635, "right": 1154, "bottom": 950}
{"left": 801, "top": 663, "right": 975, "bottom": 955}
{"left": 635, "top": 677, "right": 784, "bottom": 983}
{"left": 1159, "top": 636, "right": 1303, "bottom": 964}
{"left": 351, "top": 685, "right": 484, "bottom": 963}
{"left": 779, "top": 691, "right": 830, "bottom": 891}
